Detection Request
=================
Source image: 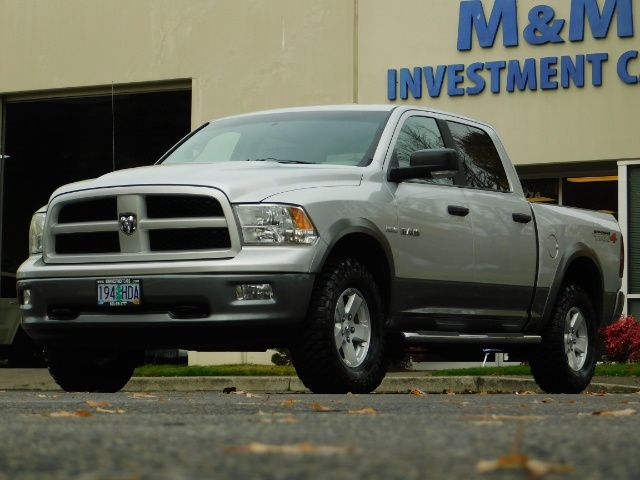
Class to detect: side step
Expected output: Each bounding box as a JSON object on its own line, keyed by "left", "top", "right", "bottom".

{"left": 401, "top": 332, "right": 541, "bottom": 345}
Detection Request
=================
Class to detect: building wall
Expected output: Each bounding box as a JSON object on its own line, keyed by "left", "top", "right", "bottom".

{"left": 358, "top": 0, "right": 639, "bottom": 167}
{"left": 1, "top": 1, "right": 636, "bottom": 167}
{"left": 0, "top": 0, "right": 357, "bottom": 122}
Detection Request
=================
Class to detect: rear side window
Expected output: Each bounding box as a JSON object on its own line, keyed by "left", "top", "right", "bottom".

{"left": 447, "top": 121, "right": 510, "bottom": 192}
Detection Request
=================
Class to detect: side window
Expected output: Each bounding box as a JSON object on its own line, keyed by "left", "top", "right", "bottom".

{"left": 447, "top": 121, "right": 510, "bottom": 192}
{"left": 394, "top": 115, "right": 450, "bottom": 185}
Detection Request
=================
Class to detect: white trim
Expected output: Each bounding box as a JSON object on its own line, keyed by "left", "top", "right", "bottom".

{"left": 618, "top": 160, "right": 640, "bottom": 167}
{"left": 618, "top": 162, "right": 629, "bottom": 314}
{"left": 618, "top": 159, "right": 640, "bottom": 315}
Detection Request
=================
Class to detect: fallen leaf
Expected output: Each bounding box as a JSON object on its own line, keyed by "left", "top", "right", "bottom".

{"left": 586, "top": 408, "right": 636, "bottom": 417}
{"left": 41, "top": 410, "right": 94, "bottom": 418}
{"left": 518, "top": 391, "right": 537, "bottom": 395}
{"left": 86, "top": 400, "right": 111, "bottom": 408}
{"left": 347, "top": 408, "right": 376, "bottom": 415}
{"left": 129, "top": 392, "right": 156, "bottom": 399}
{"left": 224, "top": 442, "right": 356, "bottom": 455}
{"left": 281, "top": 399, "right": 294, "bottom": 407}
{"left": 463, "top": 414, "right": 544, "bottom": 421}
{"left": 96, "top": 407, "right": 125, "bottom": 414}
{"left": 409, "top": 388, "right": 426, "bottom": 396}
{"left": 258, "top": 416, "right": 297, "bottom": 424}
{"left": 312, "top": 401, "right": 333, "bottom": 412}
{"left": 476, "top": 455, "right": 574, "bottom": 475}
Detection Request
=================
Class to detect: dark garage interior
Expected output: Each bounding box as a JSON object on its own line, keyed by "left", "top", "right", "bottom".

{"left": 1, "top": 89, "right": 192, "bottom": 300}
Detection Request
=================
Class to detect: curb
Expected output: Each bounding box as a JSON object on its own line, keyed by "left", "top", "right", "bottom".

{"left": 4, "top": 375, "right": 639, "bottom": 394}
{"left": 125, "top": 376, "right": 640, "bottom": 394}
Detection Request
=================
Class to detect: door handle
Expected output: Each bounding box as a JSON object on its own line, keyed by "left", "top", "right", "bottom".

{"left": 448, "top": 205, "right": 470, "bottom": 217}
{"left": 512, "top": 213, "right": 532, "bottom": 224}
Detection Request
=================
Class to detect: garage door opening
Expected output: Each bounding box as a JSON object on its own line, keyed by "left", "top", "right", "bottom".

{"left": 0, "top": 88, "right": 192, "bottom": 299}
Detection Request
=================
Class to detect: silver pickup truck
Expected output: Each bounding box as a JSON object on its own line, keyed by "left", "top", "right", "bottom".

{"left": 17, "top": 105, "right": 624, "bottom": 394}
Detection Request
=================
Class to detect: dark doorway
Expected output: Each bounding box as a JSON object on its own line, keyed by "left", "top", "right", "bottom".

{"left": 0, "top": 89, "right": 192, "bottom": 298}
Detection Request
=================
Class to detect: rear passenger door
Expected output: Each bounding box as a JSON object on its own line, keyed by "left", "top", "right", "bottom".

{"left": 447, "top": 120, "right": 537, "bottom": 328}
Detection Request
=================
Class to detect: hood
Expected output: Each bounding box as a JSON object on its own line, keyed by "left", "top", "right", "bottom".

{"left": 50, "top": 162, "right": 364, "bottom": 203}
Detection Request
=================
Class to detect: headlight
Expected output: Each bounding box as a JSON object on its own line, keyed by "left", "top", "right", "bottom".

{"left": 233, "top": 204, "right": 318, "bottom": 245}
{"left": 29, "top": 211, "right": 46, "bottom": 254}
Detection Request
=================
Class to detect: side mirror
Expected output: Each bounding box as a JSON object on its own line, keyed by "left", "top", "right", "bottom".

{"left": 388, "top": 148, "right": 460, "bottom": 183}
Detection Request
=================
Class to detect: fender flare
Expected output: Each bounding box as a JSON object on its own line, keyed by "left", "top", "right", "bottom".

{"left": 310, "top": 217, "right": 395, "bottom": 277}
{"left": 527, "top": 242, "right": 604, "bottom": 334}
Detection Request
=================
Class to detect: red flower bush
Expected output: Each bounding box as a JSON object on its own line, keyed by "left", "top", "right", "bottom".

{"left": 599, "top": 315, "right": 640, "bottom": 362}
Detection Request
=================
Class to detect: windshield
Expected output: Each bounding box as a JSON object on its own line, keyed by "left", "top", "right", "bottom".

{"left": 159, "top": 110, "right": 389, "bottom": 166}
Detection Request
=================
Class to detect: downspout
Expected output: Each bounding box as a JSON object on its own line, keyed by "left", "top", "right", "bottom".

{"left": 0, "top": 96, "right": 5, "bottom": 300}
{"left": 353, "top": 0, "right": 359, "bottom": 104}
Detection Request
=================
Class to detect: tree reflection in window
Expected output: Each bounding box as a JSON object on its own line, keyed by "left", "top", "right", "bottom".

{"left": 395, "top": 116, "right": 451, "bottom": 185}
{"left": 447, "top": 121, "right": 510, "bottom": 192}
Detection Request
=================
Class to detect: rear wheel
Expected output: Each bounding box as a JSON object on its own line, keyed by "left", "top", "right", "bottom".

{"left": 44, "top": 348, "right": 140, "bottom": 392}
{"left": 530, "top": 284, "right": 596, "bottom": 394}
{"left": 290, "top": 258, "right": 387, "bottom": 393}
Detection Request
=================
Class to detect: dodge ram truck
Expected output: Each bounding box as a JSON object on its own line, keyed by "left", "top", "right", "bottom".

{"left": 16, "top": 105, "right": 625, "bottom": 394}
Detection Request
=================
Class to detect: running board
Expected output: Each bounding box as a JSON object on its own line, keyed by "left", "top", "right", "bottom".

{"left": 401, "top": 332, "right": 541, "bottom": 345}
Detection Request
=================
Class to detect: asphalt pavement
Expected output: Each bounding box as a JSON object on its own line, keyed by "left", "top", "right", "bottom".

{"left": 1, "top": 367, "right": 639, "bottom": 393}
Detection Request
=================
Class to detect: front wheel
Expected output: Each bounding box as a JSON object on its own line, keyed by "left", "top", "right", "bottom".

{"left": 44, "top": 348, "right": 140, "bottom": 392}
{"left": 290, "top": 258, "right": 387, "bottom": 394}
{"left": 529, "top": 284, "right": 597, "bottom": 394}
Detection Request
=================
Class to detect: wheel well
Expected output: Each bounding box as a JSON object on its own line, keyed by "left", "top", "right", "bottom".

{"left": 325, "top": 233, "right": 392, "bottom": 319}
{"left": 561, "top": 256, "right": 603, "bottom": 321}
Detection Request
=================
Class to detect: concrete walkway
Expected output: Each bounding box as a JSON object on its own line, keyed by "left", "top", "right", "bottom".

{"left": 2, "top": 368, "right": 639, "bottom": 394}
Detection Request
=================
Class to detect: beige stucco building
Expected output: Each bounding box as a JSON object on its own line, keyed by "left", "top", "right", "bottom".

{"left": 1, "top": 0, "right": 637, "bottom": 364}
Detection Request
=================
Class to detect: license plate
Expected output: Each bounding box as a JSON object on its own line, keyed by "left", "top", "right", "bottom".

{"left": 97, "top": 279, "right": 141, "bottom": 306}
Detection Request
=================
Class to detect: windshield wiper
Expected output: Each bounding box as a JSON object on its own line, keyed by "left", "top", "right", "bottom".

{"left": 246, "top": 158, "right": 318, "bottom": 165}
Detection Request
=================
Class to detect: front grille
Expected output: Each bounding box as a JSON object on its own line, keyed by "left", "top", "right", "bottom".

{"left": 47, "top": 188, "right": 236, "bottom": 262}
{"left": 58, "top": 198, "right": 117, "bottom": 223}
{"left": 149, "top": 228, "right": 231, "bottom": 251}
{"left": 56, "top": 232, "right": 120, "bottom": 254}
{"left": 146, "top": 195, "right": 224, "bottom": 218}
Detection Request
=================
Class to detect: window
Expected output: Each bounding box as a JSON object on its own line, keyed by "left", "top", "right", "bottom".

{"left": 448, "top": 121, "right": 509, "bottom": 192}
{"left": 394, "top": 115, "right": 450, "bottom": 185}
{"left": 162, "top": 111, "right": 388, "bottom": 167}
{"left": 521, "top": 179, "right": 559, "bottom": 204}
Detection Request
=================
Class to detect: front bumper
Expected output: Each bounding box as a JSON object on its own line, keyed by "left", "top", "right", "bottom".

{"left": 17, "top": 273, "right": 314, "bottom": 350}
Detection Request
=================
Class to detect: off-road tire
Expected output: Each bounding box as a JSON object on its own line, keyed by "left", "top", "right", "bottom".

{"left": 290, "top": 257, "right": 387, "bottom": 394}
{"left": 44, "top": 348, "right": 139, "bottom": 392}
{"left": 530, "top": 284, "right": 597, "bottom": 394}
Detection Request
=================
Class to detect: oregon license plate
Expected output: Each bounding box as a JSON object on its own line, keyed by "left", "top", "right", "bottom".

{"left": 97, "top": 279, "right": 141, "bottom": 306}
